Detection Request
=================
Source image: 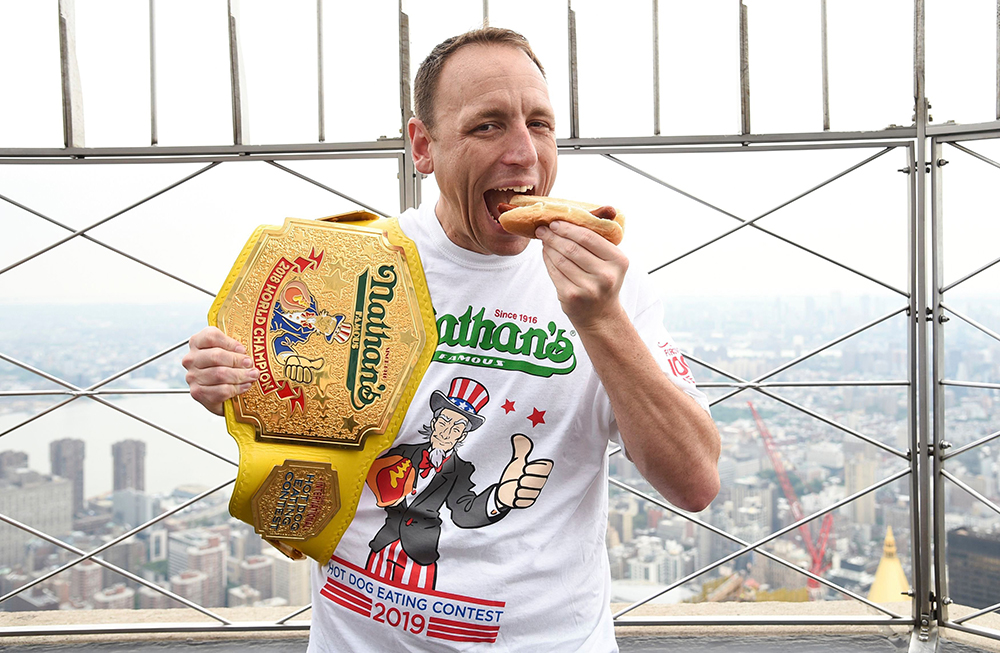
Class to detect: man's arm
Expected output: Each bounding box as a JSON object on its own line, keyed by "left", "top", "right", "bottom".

{"left": 182, "top": 327, "right": 259, "bottom": 416}
{"left": 536, "top": 221, "right": 720, "bottom": 513}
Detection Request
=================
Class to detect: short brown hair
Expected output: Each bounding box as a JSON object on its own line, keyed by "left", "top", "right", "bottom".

{"left": 413, "top": 27, "right": 546, "bottom": 132}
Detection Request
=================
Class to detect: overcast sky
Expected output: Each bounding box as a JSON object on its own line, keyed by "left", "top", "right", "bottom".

{"left": 1, "top": 0, "right": 999, "bottom": 306}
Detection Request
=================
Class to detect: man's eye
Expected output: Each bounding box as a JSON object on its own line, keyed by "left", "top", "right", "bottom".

{"left": 474, "top": 124, "right": 496, "bottom": 133}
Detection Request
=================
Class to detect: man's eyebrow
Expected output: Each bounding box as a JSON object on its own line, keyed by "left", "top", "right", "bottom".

{"left": 438, "top": 414, "right": 452, "bottom": 422}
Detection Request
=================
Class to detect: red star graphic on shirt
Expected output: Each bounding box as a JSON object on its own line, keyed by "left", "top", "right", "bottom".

{"left": 502, "top": 399, "right": 515, "bottom": 414}
{"left": 527, "top": 408, "right": 546, "bottom": 428}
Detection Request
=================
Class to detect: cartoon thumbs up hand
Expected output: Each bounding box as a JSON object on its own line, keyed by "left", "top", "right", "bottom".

{"left": 283, "top": 355, "right": 325, "bottom": 384}
{"left": 498, "top": 434, "right": 553, "bottom": 509}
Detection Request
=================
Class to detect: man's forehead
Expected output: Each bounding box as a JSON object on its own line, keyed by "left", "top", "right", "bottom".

{"left": 438, "top": 44, "right": 548, "bottom": 104}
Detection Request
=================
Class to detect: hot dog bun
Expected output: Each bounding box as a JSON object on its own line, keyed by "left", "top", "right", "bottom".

{"left": 498, "top": 195, "right": 625, "bottom": 245}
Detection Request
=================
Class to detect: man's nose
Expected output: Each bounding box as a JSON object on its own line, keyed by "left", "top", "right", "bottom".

{"left": 501, "top": 124, "right": 539, "bottom": 168}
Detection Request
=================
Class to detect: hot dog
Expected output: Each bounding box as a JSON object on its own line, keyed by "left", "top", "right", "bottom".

{"left": 497, "top": 195, "right": 625, "bottom": 245}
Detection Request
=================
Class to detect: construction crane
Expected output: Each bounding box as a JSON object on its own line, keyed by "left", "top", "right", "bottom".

{"left": 747, "top": 401, "right": 834, "bottom": 591}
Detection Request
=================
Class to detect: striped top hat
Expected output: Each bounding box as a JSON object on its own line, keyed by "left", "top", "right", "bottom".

{"left": 429, "top": 377, "right": 490, "bottom": 431}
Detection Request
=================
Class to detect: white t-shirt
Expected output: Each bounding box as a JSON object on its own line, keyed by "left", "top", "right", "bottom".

{"left": 307, "top": 203, "right": 709, "bottom": 653}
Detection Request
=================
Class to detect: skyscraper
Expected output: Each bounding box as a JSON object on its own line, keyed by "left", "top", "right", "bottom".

{"left": 947, "top": 527, "right": 1000, "bottom": 610}
{"left": 112, "top": 439, "right": 146, "bottom": 492}
{"left": 49, "top": 438, "right": 85, "bottom": 514}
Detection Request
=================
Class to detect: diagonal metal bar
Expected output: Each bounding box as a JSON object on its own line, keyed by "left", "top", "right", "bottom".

{"left": 688, "top": 351, "right": 908, "bottom": 458}
{"left": 604, "top": 154, "right": 907, "bottom": 296}
{"left": 613, "top": 467, "right": 911, "bottom": 616}
{"left": 943, "top": 426, "right": 1000, "bottom": 461}
{"left": 0, "top": 478, "right": 234, "bottom": 607}
{"left": 0, "top": 389, "right": 189, "bottom": 396}
{"left": 949, "top": 141, "right": 1000, "bottom": 171}
{"left": 89, "top": 338, "right": 190, "bottom": 389}
{"left": 941, "top": 251, "right": 1000, "bottom": 294}
{"left": 942, "top": 470, "right": 1000, "bottom": 520}
{"left": 941, "top": 380, "right": 1000, "bottom": 390}
{"left": 266, "top": 161, "right": 390, "bottom": 217}
{"left": 276, "top": 603, "right": 313, "bottom": 624}
{"left": 943, "top": 472, "right": 1000, "bottom": 624}
{"left": 644, "top": 147, "right": 895, "bottom": 273}
{"left": 0, "top": 162, "right": 220, "bottom": 277}
{"left": 0, "top": 510, "right": 232, "bottom": 624}
{"left": 708, "top": 305, "right": 908, "bottom": 406}
{"left": 0, "top": 351, "right": 80, "bottom": 392}
{"left": 755, "top": 386, "right": 909, "bottom": 459}
{"left": 609, "top": 477, "right": 903, "bottom": 618}
{"left": 0, "top": 346, "right": 235, "bottom": 465}
{"left": 0, "top": 191, "right": 214, "bottom": 296}
{"left": 89, "top": 395, "right": 238, "bottom": 467}
{"left": 942, "top": 303, "right": 1000, "bottom": 345}
{"left": 699, "top": 380, "right": 909, "bottom": 388}
{"left": 0, "top": 339, "right": 191, "bottom": 438}
{"left": 0, "top": 396, "right": 78, "bottom": 440}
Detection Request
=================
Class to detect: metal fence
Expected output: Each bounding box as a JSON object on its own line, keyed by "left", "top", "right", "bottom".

{"left": 1, "top": 1, "right": 999, "bottom": 649}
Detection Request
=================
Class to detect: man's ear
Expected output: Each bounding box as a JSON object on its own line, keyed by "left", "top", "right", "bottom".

{"left": 408, "top": 117, "right": 434, "bottom": 175}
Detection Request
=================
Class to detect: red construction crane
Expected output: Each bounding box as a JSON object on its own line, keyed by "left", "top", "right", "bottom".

{"left": 747, "top": 401, "right": 834, "bottom": 591}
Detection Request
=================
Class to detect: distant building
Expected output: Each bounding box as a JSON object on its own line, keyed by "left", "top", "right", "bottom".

{"left": 170, "top": 570, "right": 208, "bottom": 606}
{"left": 239, "top": 555, "right": 273, "bottom": 600}
{"left": 168, "top": 529, "right": 227, "bottom": 607}
{"left": 112, "top": 488, "right": 156, "bottom": 527}
{"left": 0, "top": 451, "right": 28, "bottom": 479}
{"left": 138, "top": 585, "right": 175, "bottom": 609}
{"left": 50, "top": 438, "right": 85, "bottom": 514}
{"left": 947, "top": 527, "right": 1000, "bottom": 610}
{"left": 0, "top": 469, "right": 72, "bottom": 567}
{"left": 228, "top": 584, "right": 262, "bottom": 607}
{"left": 257, "top": 551, "right": 300, "bottom": 600}
{"left": 846, "top": 455, "right": 877, "bottom": 526}
{"left": 113, "top": 439, "right": 146, "bottom": 492}
{"left": 70, "top": 559, "right": 103, "bottom": 603}
{"left": 93, "top": 583, "right": 134, "bottom": 610}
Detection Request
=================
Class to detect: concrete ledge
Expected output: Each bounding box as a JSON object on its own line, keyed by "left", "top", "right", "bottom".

{"left": 0, "top": 602, "right": 998, "bottom": 651}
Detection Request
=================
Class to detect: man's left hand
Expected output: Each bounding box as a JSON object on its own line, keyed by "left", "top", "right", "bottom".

{"left": 536, "top": 220, "right": 629, "bottom": 330}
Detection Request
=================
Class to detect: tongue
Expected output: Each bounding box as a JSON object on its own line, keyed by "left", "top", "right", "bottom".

{"left": 483, "top": 189, "right": 513, "bottom": 221}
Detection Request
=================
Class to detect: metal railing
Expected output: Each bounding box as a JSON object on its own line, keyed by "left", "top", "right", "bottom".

{"left": 1, "top": 1, "right": 999, "bottom": 649}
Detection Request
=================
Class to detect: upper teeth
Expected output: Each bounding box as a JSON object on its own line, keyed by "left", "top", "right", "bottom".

{"left": 494, "top": 185, "right": 533, "bottom": 193}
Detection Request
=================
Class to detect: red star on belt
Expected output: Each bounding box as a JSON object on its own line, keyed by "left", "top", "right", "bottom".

{"left": 527, "top": 408, "right": 546, "bottom": 428}
{"left": 502, "top": 399, "right": 515, "bottom": 414}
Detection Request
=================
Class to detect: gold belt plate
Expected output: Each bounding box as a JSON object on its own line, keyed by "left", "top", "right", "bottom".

{"left": 209, "top": 212, "right": 437, "bottom": 563}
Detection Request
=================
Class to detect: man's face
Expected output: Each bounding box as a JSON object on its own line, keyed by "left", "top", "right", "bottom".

{"left": 430, "top": 408, "right": 470, "bottom": 451}
{"left": 411, "top": 44, "right": 558, "bottom": 256}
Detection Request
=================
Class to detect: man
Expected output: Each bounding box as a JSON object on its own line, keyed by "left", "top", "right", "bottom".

{"left": 184, "top": 27, "right": 719, "bottom": 652}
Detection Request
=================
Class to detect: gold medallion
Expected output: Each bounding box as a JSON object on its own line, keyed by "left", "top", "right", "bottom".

{"left": 216, "top": 217, "right": 428, "bottom": 448}
{"left": 250, "top": 460, "right": 339, "bottom": 541}
{"left": 209, "top": 211, "right": 438, "bottom": 564}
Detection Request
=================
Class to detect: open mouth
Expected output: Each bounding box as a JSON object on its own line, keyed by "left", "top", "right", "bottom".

{"left": 484, "top": 185, "right": 535, "bottom": 223}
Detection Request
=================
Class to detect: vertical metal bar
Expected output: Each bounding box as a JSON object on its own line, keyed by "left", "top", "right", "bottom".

{"left": 227, "top": 0, "right": 249, "bottom": 145}
{"left": 58, "top": 0, "right": 85, "bottom": 148}
{"left": 568, "top": 1, "right": 580, "bottom": 140}
{"left": 652, "top": 0, "right": 660, "bottom": 136}
{"left": 930, "top": 137, "right": 950, "bottom": 625}
{"left": 739, "top": 1, "right": 751, "bottom": 136}
{"left": 483, "top": 0, "right": 489, "bottom": 27}
{"left": 149, "top": 0, "right": 158, "bottom": 145}
{"left": 996, "top": 0, "right": 999, "bottom": 120}
{"left": 905, "top": 141, "right": 922, "bottom": 631}
{"left": 913, "top": 0, "right": 933, "bottom": 636}
{"left": 317, "top": 0, "right": 325, "bottom": 142}
{"left": 399, "top": 1, "right": 418, "bottom": 212}
{"left": 821, "top": 0, "right": 830, "bottom": 131}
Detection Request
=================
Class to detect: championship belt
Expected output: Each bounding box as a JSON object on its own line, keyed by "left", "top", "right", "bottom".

{"left": 208, "top": 211, "right": 437, "bottom": 563}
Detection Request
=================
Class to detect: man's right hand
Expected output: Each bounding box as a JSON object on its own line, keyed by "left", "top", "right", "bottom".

{"left": 182, "top": 327, "right": 259, "bottom": 416}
